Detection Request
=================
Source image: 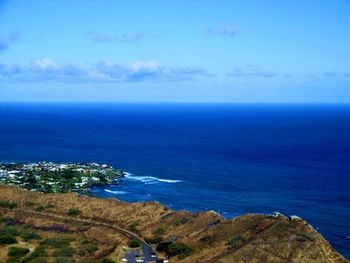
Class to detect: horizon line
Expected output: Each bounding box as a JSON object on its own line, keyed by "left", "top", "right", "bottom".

{"left": 1, "top": 101, "right": 350, "bottom": 105}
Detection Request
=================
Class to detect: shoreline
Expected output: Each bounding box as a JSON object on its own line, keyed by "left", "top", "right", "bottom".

{"left": 0, "top": 184, "right": 348, "bottom": 262}
{"left": 1, "top": 161, "right": 350, "bottom": 259}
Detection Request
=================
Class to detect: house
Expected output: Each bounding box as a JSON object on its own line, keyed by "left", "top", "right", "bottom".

{"left": 8, "top": 174, "right": 16, "bottom": 179}
{"left": 91, "top": 177, "right": 100, "bottom": 181}
{"left": 272, "top": 211, "right": 282, "bottom": 218}
{"left": 8, "top": 170, "right": 21, "bottom": 174}
{"left": 289, "top": 215, "right": 302, "bottom": 222}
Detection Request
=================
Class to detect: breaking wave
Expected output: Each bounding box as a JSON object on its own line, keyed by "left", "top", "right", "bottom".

{"left": 124, "top": 172, "right": 181, "bottom": 184}
{"left": 104, "top": 189, "right": 128, "bottom": 194}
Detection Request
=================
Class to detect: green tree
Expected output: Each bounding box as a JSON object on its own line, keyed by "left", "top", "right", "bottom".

{"left": 128, "top": 239, "right": 141, "bottom": 248}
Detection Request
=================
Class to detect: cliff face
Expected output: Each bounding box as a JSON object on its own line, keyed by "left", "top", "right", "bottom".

{"left": 0, "top": 185, "right": 348, "bottom": 263}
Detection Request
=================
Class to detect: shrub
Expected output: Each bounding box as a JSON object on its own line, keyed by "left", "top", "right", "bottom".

{"left": 78, "top": 190, "right": 93, "bottom": 196}
{"left": 128, "top": 239, "right": 141, "bottom": 248}
{"left": 67, "top": 208, "right": 80, "bottom": 216}
{"left": 21, "top": 245, "right": 47, "bottom": 263}
{"left": 156, "top": 241, "right": 172, "bottom": 252}
{"left": 53, "top": 247, "right": 75, "bottom": 257}
{"left": 200, "top": 234, "right": 211, "bottom": 242}
{"left": 79, "top": 244, "right": 98, "bottom": 256}
{"left": 21, "top": 231, "right": 41, "bottom": 241}
{"left": 100, "top": 258, "right": 115, "bottom": 263}
{"left": 8, "top": 246, "right": 30, "bottom": 257}
{"left": 25, "top": 257, "right": 47, "bottom": 263}
{"left": 36, "top": 205, "right": 45, "bottom": 212}
{"left": 129, "top": 220, "right": 140, "bottom": 231}
{"left": 168, "top": 241, "right": 194, "bottom": 258}
{"left": 25, "top": 201, "right": 36, "bottom": 207}
{"left": 153, "top": 227, "right": 165, "bottom": 236}
{"left": 80, "top": 239, "right": 90, "bottom": 245}
{"left": 42, "top": 238, "right": 72, "bottom": 248}
{"left": 46, "top": 202, "right": 55, "bottom": 208}
{"left": 0, "top": 225, "right": 18, "bottom": 236}
{"left": 54, "top": 257, "right": 75, "bottom": 263}
{"left": 173, "top": 217, "right": 188, "bottom": 226}
{"left": 7, "top": 247, "right": 30, "bottom": 263}
{"left": 0, "top": 216, "right": 16, "bottom": 225}
{"left": 226, "top": 234, "right": 246, "bottom": 249}
{"left": 157, "top": 241, "right": 193, "bottom": 258}
{"left": 0, "top": 234, "right": 17, "bottom": 244}
{"left": 0, "top": 200, "right": 17, "bottom": 209}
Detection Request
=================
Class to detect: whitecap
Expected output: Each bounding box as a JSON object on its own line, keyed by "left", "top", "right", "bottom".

{"left": 123, "top": 172, "right": 182, "bottom": 184}
{"left": 104, "top": 189, "right": 128, "bottom": 194}
{"left": 152, "top": 177, "right": 182, "bottom": 183}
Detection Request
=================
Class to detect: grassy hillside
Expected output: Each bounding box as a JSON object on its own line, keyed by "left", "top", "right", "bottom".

{"left": 0, "top": 185, "right": 348, "bottom": 263}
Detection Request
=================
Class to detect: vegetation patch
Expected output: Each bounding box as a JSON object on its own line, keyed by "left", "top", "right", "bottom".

{"left": 168, "top": 241, "right": 194, "bottom": 258}
{"left": 22, "top": 245, "right": 48, "bottom": 262}
{"left": 0, "top": 225, "right": 18, "bottom": 236}
{"left": 129, "top": 220, "right": 140, "bottom": 231}
{"left": 42, "top": 237, "right": 73, "bottom": 248}
{"left": 226, "top": 234, "right": 247, "bottom": 249}
{"left": 153, "top": 227, "right": 166, "bottom": 236}
{"left": 21, "top": 230, "right": 41, "bottom": 242}
{"left": 53, "top": 247, "right": 75, "bottom": 257}
{"left": 67, "top": 207, "right": 81, "bottom": 216}
{"left": 46, "top": 202, "right": 55, "bottom": 209}
{"left": 0, "top": 234, "right": 17, "bottom": 244}
{"left": 157, "top": 241, "right": 194, "bottom": 259}
{"left": 79, "top": 243, "right": 99, "bottom": 256}
{"left": 54, "top": 257, "right": 75, "bottom": 263}
{"left": 100, "top": 258, "right": 115, "bottom": 263}
{"left": 0, "top": 200, "right": 17, "bottom": 209}
{"left": 8, "top": 246, "right": 30, "bottom": 257}
{"left": 24, "top": 201, "right": 36, "bottom": 207}
{"left": 35, "top": 205, "right": 45, "bottom": 212}
{"left": 7, "top": 246, "right": 30, "bottom": 263}
{"left": 128, "top": 238, "right": 141, "bottom": 248}
{"left": 200, "top": 234, "right": 212, "bottom": 242}
{"left": 0, "top": 217, "right": 17, "bottom": 226}
{"left": 0, "top": 222, "right": 42, "bottom": 243}
{"left": 173, "top": 217, "right": 188, "bottom": 226}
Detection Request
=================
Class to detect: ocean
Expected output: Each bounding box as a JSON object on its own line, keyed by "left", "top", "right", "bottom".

{"left": 0, "top": 103, "right": 349, "bottom": 258}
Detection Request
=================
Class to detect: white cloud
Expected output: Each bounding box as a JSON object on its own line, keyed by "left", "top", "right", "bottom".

{"left": 0, "top": 58, "right": 209, "bottom": 83}
{"left": 31, "top": 57, "right": 59, "bottom": 71}
{"left": 129, "top": 60, "right": 160, "bottom": 72}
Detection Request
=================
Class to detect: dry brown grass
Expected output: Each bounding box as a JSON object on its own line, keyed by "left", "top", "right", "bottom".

{"left": 0, "top": 184, "right": 348, "bottom": 263}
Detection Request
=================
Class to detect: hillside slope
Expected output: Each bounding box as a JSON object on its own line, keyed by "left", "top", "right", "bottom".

{"left": 0, "top": 185, "right": 348, "bottom": 263}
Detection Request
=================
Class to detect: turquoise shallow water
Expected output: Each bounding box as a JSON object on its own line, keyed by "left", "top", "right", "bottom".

{"left": 0, "top": 103, "right": 349, "bottom": 258}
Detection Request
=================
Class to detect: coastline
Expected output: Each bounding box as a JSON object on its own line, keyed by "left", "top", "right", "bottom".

{"left": 2, "top": 160, "right": 350, "bottom": 259}
{"left": 0, "top": 184, "right": 348, "bottom": 262}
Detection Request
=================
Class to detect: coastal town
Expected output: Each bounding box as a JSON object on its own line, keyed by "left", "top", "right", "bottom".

{"left": 0, "top": 162, "right": 124, "bottom": 194}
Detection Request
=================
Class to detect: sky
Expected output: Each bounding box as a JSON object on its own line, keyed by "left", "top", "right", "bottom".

{"left": 0, "top": 0, "right": 350, "bottom": 103}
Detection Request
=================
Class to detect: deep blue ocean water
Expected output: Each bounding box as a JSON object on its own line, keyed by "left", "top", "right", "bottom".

{"left": 0, "top": 103, "right": 349, "bottom": 258}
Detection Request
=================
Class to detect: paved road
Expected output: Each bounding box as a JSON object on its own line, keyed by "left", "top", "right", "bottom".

{"left": 124, "top": 243, "right": 157, "bottom": 263}
{"left": 17, "top": 210, "right": 158, "bottom": 262}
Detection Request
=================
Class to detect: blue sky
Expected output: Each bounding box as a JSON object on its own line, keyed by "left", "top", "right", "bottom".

{"left": 0, "top": 0, "right": 350, "bottom": 102}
